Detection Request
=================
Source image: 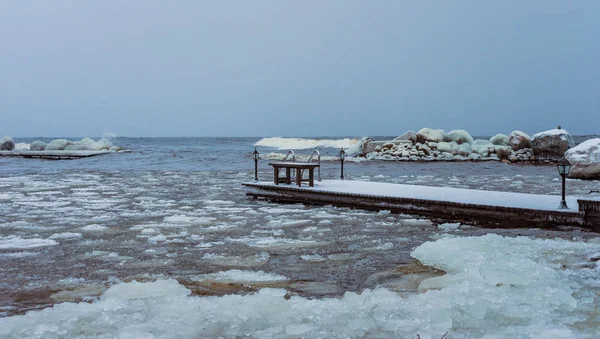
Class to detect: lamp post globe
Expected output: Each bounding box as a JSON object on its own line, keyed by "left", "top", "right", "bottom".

{"left": 253, "top": 147, "right": 259, "bottom": 181}
{"left": 339, "top": 148, "right": 345, "bottom": 180}
{"left": 557, "top": 157, "right": 571, "bottom": 209}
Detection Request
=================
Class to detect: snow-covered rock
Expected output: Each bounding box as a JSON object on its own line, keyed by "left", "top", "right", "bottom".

{"left": 440, "top": 152, "right": 454, "bottom": 160}
{"left": 468, "top": 153, "right": 482, "bottom": 160}
{"left": 30, "top": 141, "right": 47, "bottom": 151}
{"left": 565, "top": 138, "right": 600, "bottom": 180}
{"left": 393, "top": 131, "right": 417, "bottom": 144}
{"left": 489, "top": 134, "right": 509, "bottom": 146}
{"left": 436, "top": 142, "right": 454, "bottom": 154}
{"left": 509, "top": 131, "right": 532, "bottom": 150}
{"left": 456, "top": 143, "right": 471, "bottom": 157}
{"left": 382, "top": 142, "right": 394, "bottom": 150}
{"left": 45, "top": 139, "right": 75, "bottom": 151}
{"left": 417, "top": 128, "right": 445, "bottom": 143}
{"left": 494, "top": 146, "right": 511, "bottom": 158}
{"left": 471, "top": 140, "right": 493, "bottom": 157}
{"left": 360, "top": 139, "right": 385, "bottom": 156}
{"left": 531, "top": 128, "right": 575, "bottom": 159}
{"left": 445, "top": 130, "right": 473, "bottom": 145}
{"left": 0, "top": 136, "right": 15, "bottom": 151}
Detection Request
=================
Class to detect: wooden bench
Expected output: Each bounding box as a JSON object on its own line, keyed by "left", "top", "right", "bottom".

{"left": 268, "top": 162, "right": 320, "bottom": 187}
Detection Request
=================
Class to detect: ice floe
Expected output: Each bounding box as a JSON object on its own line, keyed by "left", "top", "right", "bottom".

{"left": 0, "top": 236, "right": 58, "bottom": 249}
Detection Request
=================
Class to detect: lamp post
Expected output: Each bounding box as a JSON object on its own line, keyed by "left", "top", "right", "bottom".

{"left": 557, "top": 157, "right": 571, "bottom": 209}
{"left": 252, "top": 147, "right": 259, "bottom": 181}
{"left": 339, "top": 147, "right": 345, "bottom": 180}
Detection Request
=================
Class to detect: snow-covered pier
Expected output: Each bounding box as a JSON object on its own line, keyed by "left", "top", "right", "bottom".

{"left": 0, "top": 150, "right": 111, "bottom": 160}
{"left": 243, "top": 180, "right": 600, "bottom": 229}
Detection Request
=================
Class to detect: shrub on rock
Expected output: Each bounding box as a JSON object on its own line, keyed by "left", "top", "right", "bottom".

{"left": 508, "top": 131, "right": 532, "bottom": 150}
{"left": 489, "top": 134, "right": 509, "bottom": 146}
{"left": 565, "top": 138, "right": 600, "bottom": 180}
{"left": 445, "top": 129, "right": 473, "bottom": 145}
{"left": 0, "top": 136, "right": 15, "bottom": 151}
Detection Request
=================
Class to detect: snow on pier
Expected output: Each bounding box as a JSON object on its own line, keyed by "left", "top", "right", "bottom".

{"left": 244, "top": 180, "right": 600, "bottom": 229}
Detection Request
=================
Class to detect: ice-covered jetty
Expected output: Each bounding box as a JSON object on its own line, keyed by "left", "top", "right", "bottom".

{"left": 0, "top": 136, "right": 127, "bottom": 159}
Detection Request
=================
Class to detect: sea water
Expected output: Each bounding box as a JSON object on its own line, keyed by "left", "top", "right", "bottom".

{"left": 1, "top": 136, "right": 599, "bottom": 338}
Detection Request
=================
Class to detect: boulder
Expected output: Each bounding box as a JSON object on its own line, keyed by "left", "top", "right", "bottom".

{"left": 382, "top": 142, "right": 395, "bottom": 150}
{"left": 393, "top": 131, "right": 418, "bottom": 144}
{"left": 565, "top": 138, "right": 600, "bottom": 180}
{"left": 494, "top": 146, "right": 511, "bottom": 158}
{"left": 440, "top": 152, "right": 454, "bottom": 160}
{"left": 436, "top": 142, "right": 454, "bottom": 154}
{"left": 417, "top": 128, "right": 445, "bottom": 143}
{"left": 531, "top": 128, "right": 575, "bottom": 160}
{"left": 468, "top": 153, "right": 482, "bottom": 161}
{"left": 471, "top": 139, "right": 493, "bottom": 156}
{"left": 456, "top": 143, "right": 472, "bottom": 157}
{"left": 416, "top": 143, "right": 431, "bottom": 155}
{"left": 45, "top": 139, "right": 75, "bottom": 151}
{"left": 30, "top": 141, "right": 47, "bottom": 151}
{"left": 0, "top": 136, "right": 15, "bottom": 151}
{"left": 445, "top": 130, "right": 473, "bottom": 145}
{"left": 489, "top": 134, "right": 510, "bottom": 146}
{"left": 393, "top": 140, "right": 413, "bottom": 148}
{"left": 508, "top": 131, "right": 532, "bottom": 150}
{"left": 360, "top": 139, "right": 386, "bottom": 156}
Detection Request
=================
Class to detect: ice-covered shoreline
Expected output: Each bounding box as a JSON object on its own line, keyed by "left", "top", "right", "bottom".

{"left": 1, "top": 234, "right": 599, "bottom": 338}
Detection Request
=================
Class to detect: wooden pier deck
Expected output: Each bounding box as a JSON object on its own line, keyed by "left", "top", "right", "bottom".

{"left": 243, "top": 180, "right": 600, "bottom": 229}
{"left": 0, "top": 150, "right": 111, "bottom": 160}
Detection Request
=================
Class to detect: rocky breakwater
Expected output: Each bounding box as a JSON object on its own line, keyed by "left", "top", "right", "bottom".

{"left": 0, "top": 136, "right": 124, "bottom": 152}
{"left": 358, "top": 127, "right": 576, "bottom": 163}
{"left": 565, "top": 138, "right": 600, "bottom": 180}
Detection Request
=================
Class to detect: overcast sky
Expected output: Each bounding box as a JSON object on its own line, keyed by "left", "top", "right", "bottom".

{"left": 1, "top": 1, "right": 598, "bottom": 138}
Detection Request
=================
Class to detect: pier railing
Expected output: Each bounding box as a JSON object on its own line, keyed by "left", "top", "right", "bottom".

{"left": 306, "top": 150, "right": 321, "bottom": 182}
{"left": 283, "top": 150, "right": 296, "bottom": 162}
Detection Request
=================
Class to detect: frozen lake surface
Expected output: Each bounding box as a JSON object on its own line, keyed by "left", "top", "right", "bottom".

{"left": 0, "top": 137, "right": 599, "bottom": 338}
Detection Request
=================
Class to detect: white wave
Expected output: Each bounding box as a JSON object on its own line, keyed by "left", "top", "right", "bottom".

{"left": 1, "top": 235, "right": 599, "bottom": 338}
{"left": 14, "top": 143, "right": 30, "bottom": 151}
{"left": 255, "top": 137, "right": 359, "bottom": 150}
